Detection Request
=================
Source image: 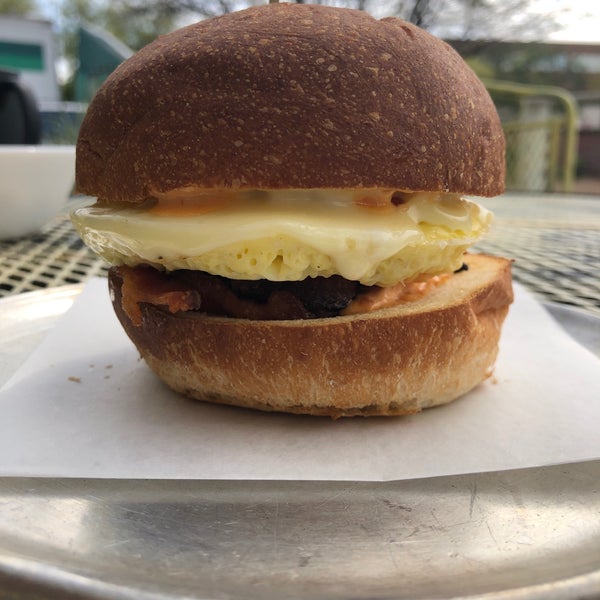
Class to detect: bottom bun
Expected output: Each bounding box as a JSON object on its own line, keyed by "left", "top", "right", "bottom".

{"left": 109, "top": 253, "right": 513, "bottom": 418}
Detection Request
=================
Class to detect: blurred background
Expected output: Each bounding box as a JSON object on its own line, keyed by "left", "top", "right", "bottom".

{"left": 1, "top": 0, "right": 599, "bottom": 195}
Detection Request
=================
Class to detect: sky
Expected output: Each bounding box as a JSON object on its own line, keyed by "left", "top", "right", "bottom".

{"left": 535, "top": 1, "right": 600, "bottom": 43}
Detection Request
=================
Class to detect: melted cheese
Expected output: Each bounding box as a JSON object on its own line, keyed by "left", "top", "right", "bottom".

{"left": 71, "top": 189, "right": 492, "bottom": 286}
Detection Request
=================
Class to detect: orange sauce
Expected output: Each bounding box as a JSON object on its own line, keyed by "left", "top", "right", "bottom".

{"left": 342, "top": 273, "right": 450, "bottom": 315}
{"left": 352, "top": 188, "right": 395, "bottom": 209}
{"left": 147, "top": 187, "right": 234, "bottom": 217}
{"left": 352, "top": 189, "right": 411, "bottom": 209}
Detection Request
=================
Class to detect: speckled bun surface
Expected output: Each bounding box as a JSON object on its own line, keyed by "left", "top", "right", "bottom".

{"left": 75, "top": 3, "right": 505, "bottom": 203}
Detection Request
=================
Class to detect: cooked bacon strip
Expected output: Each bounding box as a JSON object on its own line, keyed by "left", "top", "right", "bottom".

{"left": 115, "top": 266, "right": 202, "bottom": 326}
{"left": 114, "top": 265, "right": 310, "bottom": 324}
{"left": 114, "top": 265, "right": 452, "bottom": 324}
{"left": 170, "top": 271, "right": 310, "bottom": 320}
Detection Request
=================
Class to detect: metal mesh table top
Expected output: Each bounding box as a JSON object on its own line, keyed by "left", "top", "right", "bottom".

{"left": 1, "top": 193, "right": 599, "bottom": 316}
{"left": 474, "top": 194, "right": 600, "bottom": 316}
{"left": 0, "top": 207, "right": 108, "bottom": 297}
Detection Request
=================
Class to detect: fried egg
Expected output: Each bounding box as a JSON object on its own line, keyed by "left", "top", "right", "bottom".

{"left": 71, "top": 189, "right": 492, "bottom": 286}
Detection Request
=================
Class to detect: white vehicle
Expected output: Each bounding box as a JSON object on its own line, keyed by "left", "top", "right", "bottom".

{"left": 0, "top": 16, "right": 131, "bottom": 142}
{"left": 0, "top": 15, "right": 60, "bottom": 105}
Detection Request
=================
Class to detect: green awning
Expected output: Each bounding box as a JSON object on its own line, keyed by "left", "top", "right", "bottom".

{"left": 74, "top": 22, "right": 132, "bottom": 102}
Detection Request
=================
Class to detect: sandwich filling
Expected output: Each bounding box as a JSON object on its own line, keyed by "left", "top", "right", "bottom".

{"left": 72, "top": 189, "right": 490, "bottom": 284}
{"left": 111, "top": 264, "right": 457, "bottom": 326}
{"left": 72, "top": 188, "right": 492, "bottom": 322}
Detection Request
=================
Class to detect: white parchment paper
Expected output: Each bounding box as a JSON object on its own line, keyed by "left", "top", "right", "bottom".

{"left": 0, "top": 278, "right": 599, "bottom": 480}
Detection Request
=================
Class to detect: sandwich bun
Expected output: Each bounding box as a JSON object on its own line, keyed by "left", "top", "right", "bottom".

{"left": 75, "top": 3, "right": 505, "bottom": 199}
{"left": 109, "top": 253, "right": 513, "bottom": 418}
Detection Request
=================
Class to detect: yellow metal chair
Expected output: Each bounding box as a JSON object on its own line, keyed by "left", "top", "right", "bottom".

{"left": 483, "top": 80, "right": 579, "bottom": 193}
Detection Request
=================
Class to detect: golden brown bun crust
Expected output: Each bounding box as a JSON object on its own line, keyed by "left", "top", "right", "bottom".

{"left": 76, "top": 4, "right": 505, "bottom": 203}
{"left": 108, "top": 254, "right": 513, "bottom": 418}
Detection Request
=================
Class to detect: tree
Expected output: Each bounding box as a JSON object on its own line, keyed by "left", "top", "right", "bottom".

{"left": 57, "top": 0, "right": 179, "bottom": 53}
{"left": 55, "top": 0, "right": 564, "bottom": 50}
{"left": 0, "top": 0, "right": 36, "bottom": 16}
{"left": 50, "top": 0, "right": 565, "bottom": 94}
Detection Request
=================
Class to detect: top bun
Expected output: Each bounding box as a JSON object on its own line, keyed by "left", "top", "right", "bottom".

{"left": 76, "top": 3, "right": 505, "bottom": 203}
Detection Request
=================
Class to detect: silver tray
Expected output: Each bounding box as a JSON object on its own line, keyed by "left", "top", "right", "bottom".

{"left": 0, "top": 286, "right": 599, "bottom": 600}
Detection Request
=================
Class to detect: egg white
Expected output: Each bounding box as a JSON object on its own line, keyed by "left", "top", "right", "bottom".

{"left": 71, "top": 190, "right": 492, "bottom": 286}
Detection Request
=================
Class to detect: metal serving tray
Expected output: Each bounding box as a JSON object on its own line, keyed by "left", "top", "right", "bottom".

{"left": 0, "top": 286, "right": 599, "bottom": 600}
